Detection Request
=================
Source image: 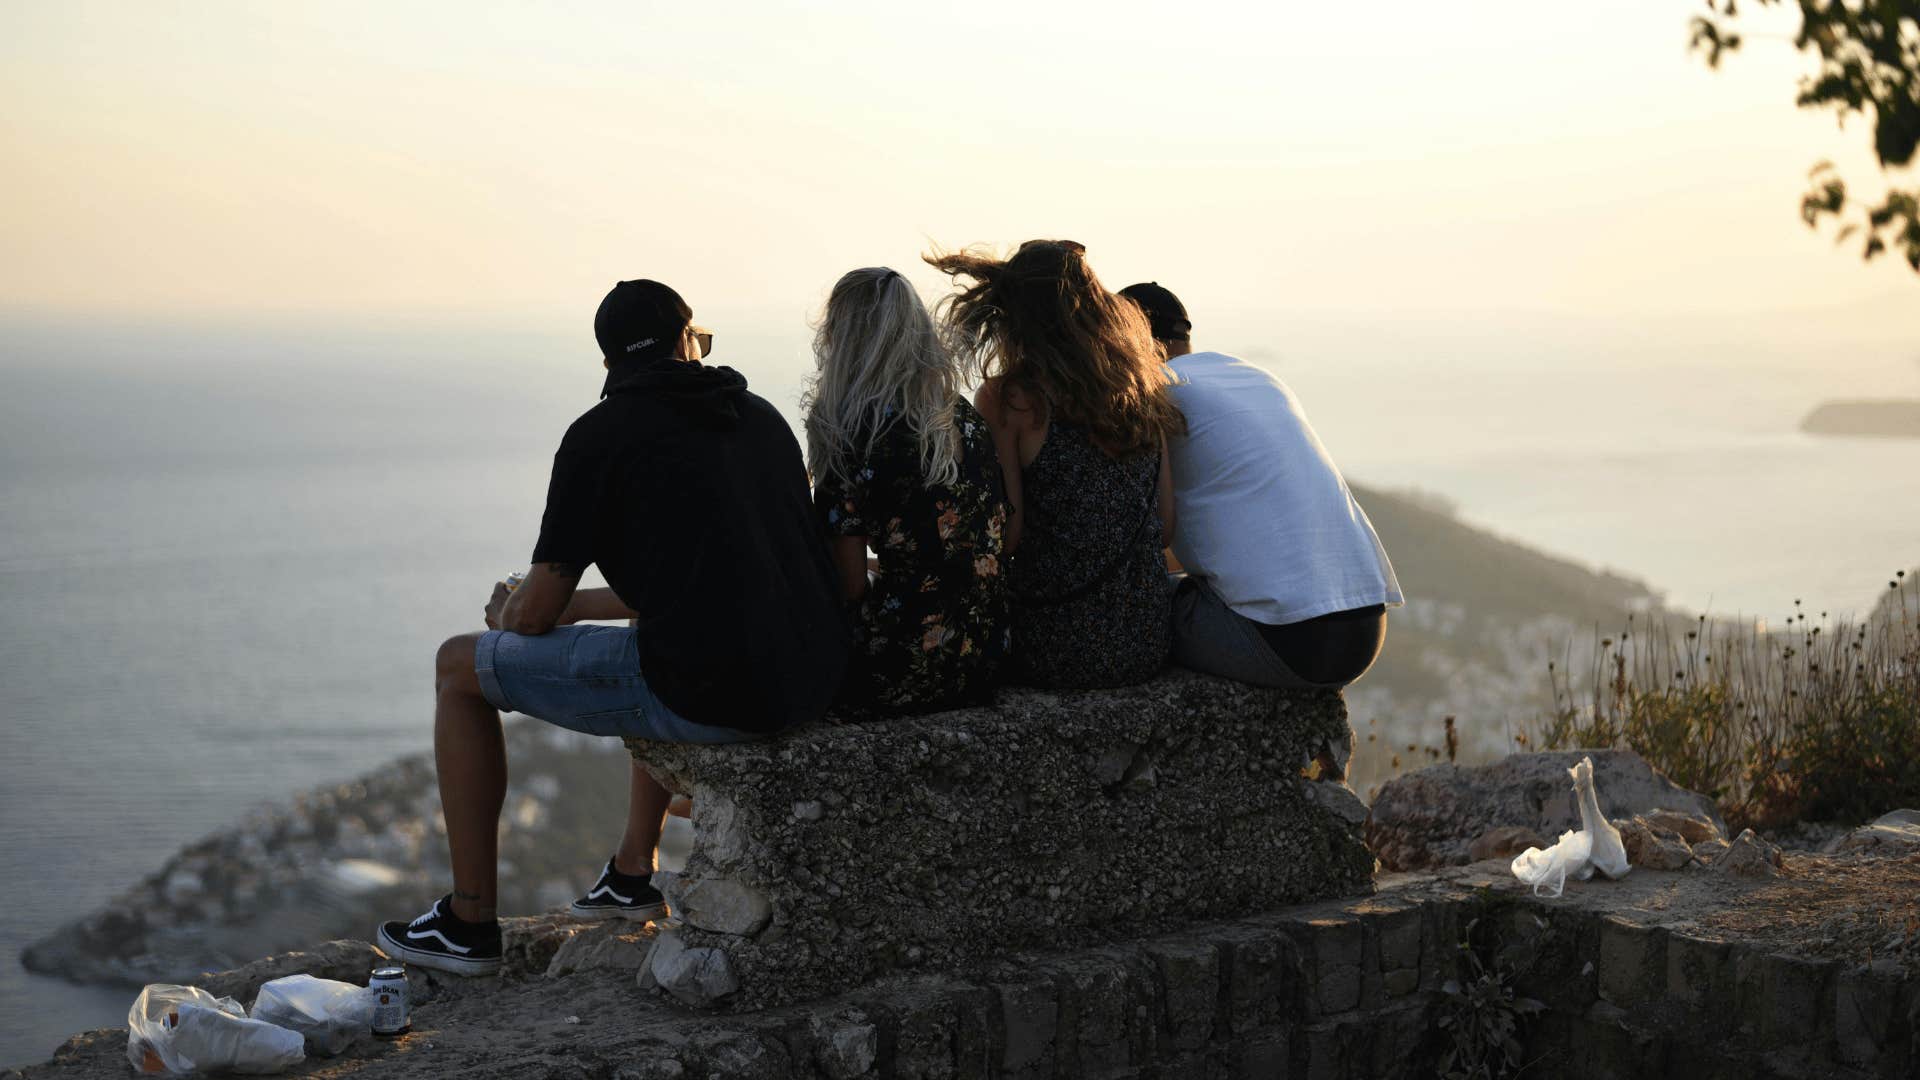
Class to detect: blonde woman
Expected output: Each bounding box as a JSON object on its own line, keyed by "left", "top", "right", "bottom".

{"left": 806, "top": 267, "right": 1013, "bottom": 714}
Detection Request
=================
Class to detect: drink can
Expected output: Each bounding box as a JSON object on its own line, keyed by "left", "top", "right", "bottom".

{"left": 369, "top": 966, "right": 410, "bottom": 1038}
{"left": 503, "top": 571, "right": 527, "bottom": 593}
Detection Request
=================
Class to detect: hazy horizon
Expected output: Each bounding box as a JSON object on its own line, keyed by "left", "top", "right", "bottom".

{"left": 4, "top": 1, "right": 1918, "bottom": 340}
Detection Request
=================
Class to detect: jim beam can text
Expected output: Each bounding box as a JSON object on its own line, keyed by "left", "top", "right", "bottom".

{"left": 370, "top": 966, "right": 410, "bottom": 1037}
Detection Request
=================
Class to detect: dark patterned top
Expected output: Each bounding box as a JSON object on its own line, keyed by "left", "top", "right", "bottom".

{"left": 815, "top": 399, "right": 1012, "bottom": 715}
{"left": 1007, "top": 419, "right": 1171, "bottom": 688}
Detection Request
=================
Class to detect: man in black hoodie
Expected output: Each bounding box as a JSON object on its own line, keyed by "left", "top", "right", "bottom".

{"left": 377, "top": 280, "right": 849, "bottom": 975}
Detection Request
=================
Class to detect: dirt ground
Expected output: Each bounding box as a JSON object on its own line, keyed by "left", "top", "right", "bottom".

{"left": 1700, "top": 849, "right": 1920, "bottom": 970}
{"left": 13, "top": 847, "right": 1919, "bottom": 1079}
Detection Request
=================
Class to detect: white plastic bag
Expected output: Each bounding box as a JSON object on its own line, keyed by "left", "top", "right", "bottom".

{"left": 126, "top": 984, "right": 305, "bottom": 1075}
{"left": 250, "top": 975, "right": 373, "bottom": 1056}
{"left": 1510, "top": 828, "right": 1593, "bottom": 898}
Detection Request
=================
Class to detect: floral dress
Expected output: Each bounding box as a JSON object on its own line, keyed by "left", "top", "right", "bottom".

{"left": 815, "top": 399, "right": 1012, "bottom": 715}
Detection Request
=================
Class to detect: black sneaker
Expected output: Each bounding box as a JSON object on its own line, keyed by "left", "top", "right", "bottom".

{"left": 376, "top": 895, "right": 502, "bottom": 976}
{"left": 569, "top": 859, "right": 668, "bottom": 922}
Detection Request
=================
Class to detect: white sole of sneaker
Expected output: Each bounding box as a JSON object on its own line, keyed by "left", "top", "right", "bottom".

{"left": 375, "top": 926, "right": 502, "bottom": 977}
{"left": 568, "top": 901, "right": 668, "bottom": 922}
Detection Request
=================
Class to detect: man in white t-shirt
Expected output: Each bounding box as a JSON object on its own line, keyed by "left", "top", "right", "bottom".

{"left": 1119, "top": 283, "right": 1403, "bottom": 689}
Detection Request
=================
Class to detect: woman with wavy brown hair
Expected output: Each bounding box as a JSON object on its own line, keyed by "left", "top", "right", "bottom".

{"left": 925, "top": 239, "right": 1184, "bottom": 688}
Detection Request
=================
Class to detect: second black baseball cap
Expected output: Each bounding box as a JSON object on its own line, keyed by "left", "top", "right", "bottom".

{"left": 594, "top": 279, "right": 693, "bottom": 363}
{"left": 1118, "top": 281, "right": 1191, "bottom": 342}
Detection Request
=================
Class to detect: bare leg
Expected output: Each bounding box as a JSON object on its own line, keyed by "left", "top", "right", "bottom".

{"left": 613, "top": 760, "right": 671, "bottom": 877}
{"left": 434, "top": 633, "right": 505, "bottom": 923}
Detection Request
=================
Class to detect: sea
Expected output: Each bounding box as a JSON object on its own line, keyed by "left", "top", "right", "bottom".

{"left": 2, "top": 307, "right": 1917, "bottom": 1064}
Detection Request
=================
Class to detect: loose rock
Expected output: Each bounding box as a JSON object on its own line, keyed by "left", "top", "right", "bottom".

{"left": 1821, "top": 809, "right": 1920, "bottom": 856}
{"left": 1614, "top": 816, "right": 1695, "bottom": 871}
{"left": 1366, "top": 749, "right": 1723, "bottom": 872}
{"left": 1468, "top": 825, "right": 1549, "bottom": 862}
{"left": 1712, "top": 829, "right": 1784, "bottom": 878}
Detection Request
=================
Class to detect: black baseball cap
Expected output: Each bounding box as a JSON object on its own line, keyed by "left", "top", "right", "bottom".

{"left": 595, "top": 279, "right": 693, "bottom": 363}
{"left": 1118, "top": 282, "right": 1191, "bottom": 342}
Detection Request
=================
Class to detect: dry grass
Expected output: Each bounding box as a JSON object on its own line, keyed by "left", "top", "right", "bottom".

{"left": 1530, "top": 573, "right": 1920, "bottom": 832}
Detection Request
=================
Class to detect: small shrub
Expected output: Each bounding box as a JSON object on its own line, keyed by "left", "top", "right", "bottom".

{"left": 1535, "top": 573, "right": 1920, "bottom": 831}
{"left": 1437, "top": 915, "right": 1546, "bottom": 1080}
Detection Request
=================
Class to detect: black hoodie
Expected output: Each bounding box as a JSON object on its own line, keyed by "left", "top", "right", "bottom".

{"left": 530, "top": 358, "right": 849, "bottom": 732}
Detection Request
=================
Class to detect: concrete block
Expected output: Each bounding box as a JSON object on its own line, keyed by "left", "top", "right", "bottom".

{"left": 1834, "top": 963, "right": 1897, "bottom": 1067}
{"left": 1383, "top": 968, "right": 1420, "bottom": 998}
{"left": 1760, "top": 954, "right": 1832, "bottom": 1052}
{"left": 1218, "top": 926, "right": 1296, "bottom": 1035}
{"left": 1370, "top": 906, "right": 1423, "bottom": 972}
{"left": 996, "top": 973, "right": 1059, "bottom": 1079}
{"left": 1146, "top": 939, "right": 1220, "bottom": 1051}
{"left": 1597, "top": 917, "right": 1658, "bottom": 1007}
{"left": 1664, "top": 933, "right": 1732, "bottom": 1011}
{"left": 1234, "top": 1032, "right": 1288, "bottom": 1079}
{"left": 1287, "top": 916, "right": 1362, "bottom": 1016}
{"left": 1054, "top": 951, "right": 1138, "bottom": 1075}
{"left": 890, "top": 993, "right": 961, "bottom": 1080}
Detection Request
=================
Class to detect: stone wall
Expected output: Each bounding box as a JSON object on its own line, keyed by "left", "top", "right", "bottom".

{"left": 17, "top": 856, "right": 1914, "bottom": 1079}
{"left": 625, "top": 672, "right": 1377, "bottom": 1010}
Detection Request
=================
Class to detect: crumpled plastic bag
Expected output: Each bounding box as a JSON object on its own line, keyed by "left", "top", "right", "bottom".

{"left": 1510, "top": 828, "right": 1593, "bottom": 898}
{"left": 250, "top": 974, "right": 373, "bottom": 1056}
{"left": 1570, "top": 756, "right": 1630, "bottom": 880}
{"left": 126, "top": 984, "right": 305, "bottom": 1075}
{"left": 1509, "top": 754, "right": 1634, "bottom": 897}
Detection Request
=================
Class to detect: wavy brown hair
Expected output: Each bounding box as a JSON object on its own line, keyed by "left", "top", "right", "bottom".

{"left": 925, "top": 239, "right": 1184, "bottom": 458}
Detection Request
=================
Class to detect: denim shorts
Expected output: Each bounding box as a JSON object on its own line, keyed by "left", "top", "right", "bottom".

{"left": 474, "top": 625, "right": 759, "bottom": 743}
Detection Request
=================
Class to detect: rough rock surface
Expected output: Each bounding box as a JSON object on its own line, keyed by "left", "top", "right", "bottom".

{"left": 1613, "top": 816, "right": 1696, "bottom": 871}
{"left": 624, "top": 671, "right": 1374, "bottom": 1009}
{"left": 1823, "top": 808, "right": 1920, "bottom": 856}
{"left": 11, "top": 845, "right": 1918, "bottom": 1080}
{"left": 1713, "top": 828, "right": 1785, "bottom": 878}
{"left": 1365, "top": 749, "right": 1724, "bottom": 871}
{"left": 1691, "top": 835, "right": 1731, "bottom": 862}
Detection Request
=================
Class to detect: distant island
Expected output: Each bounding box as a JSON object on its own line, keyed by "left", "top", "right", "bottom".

{"left": 1801, "top": 399, "right": 1920, "bottom": 438}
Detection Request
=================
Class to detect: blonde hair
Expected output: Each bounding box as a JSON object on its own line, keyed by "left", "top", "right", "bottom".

{"left": 803, "top": 267, "right": 962, "bottom": 492}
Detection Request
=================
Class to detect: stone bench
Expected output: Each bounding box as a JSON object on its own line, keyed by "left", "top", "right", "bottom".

{"left": 624, "top": 670, "right": 1375, "bottom": 1009}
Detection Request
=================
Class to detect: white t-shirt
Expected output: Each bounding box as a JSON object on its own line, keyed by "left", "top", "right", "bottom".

{"left": 1166, "top": 350, "right": 1403, "bottom": 625}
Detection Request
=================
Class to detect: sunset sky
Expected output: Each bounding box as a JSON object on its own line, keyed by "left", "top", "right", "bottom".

{"left": 2, "top": 0, "right": 1915, "bottom": 336}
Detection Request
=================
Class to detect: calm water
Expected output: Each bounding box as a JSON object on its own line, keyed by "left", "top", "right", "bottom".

{"left": 2, "top": 310, "right": 1916, "bottom": 1063}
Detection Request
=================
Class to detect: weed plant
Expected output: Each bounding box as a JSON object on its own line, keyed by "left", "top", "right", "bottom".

{"left": 1533, "top": 573, "right": 1920, "bottom": 831}
{"left": 1437, "top": 914, "right": 1545, "bottom": 1080}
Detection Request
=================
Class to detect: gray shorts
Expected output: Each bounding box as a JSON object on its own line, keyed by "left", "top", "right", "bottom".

{"left": 1170, "top": 576, "right": 1384, "bottom": 690}
{"left": 475, "top": 625, "right": 759, "bottom": 743}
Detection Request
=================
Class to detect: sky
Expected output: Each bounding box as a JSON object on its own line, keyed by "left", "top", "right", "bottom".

{"left": 2, "top": 0, "right": 1916, "bottom": 340}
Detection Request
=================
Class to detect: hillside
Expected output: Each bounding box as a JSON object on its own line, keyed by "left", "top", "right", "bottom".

{"left": 1801, "top": 399, "right": 1920, "bottom": 438}
{"left": 1341, "top": 483, "right": 1662, "bottom": 784}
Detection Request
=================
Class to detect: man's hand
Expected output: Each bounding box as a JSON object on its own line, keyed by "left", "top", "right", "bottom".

{"left": 497, "top": 562, "right": 584, "bottom": 636}
{"left": 484, "top": 581, "right": 512, "bottom": 630}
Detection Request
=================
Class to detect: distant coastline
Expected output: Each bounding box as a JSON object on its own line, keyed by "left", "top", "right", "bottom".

{"left": 1801, "top": 399, "right": 1920, "bottom": 439}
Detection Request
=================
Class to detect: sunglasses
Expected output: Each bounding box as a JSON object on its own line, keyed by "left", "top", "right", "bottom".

{"left": 691, "top": 325, "right": 714, "bottom": 359}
